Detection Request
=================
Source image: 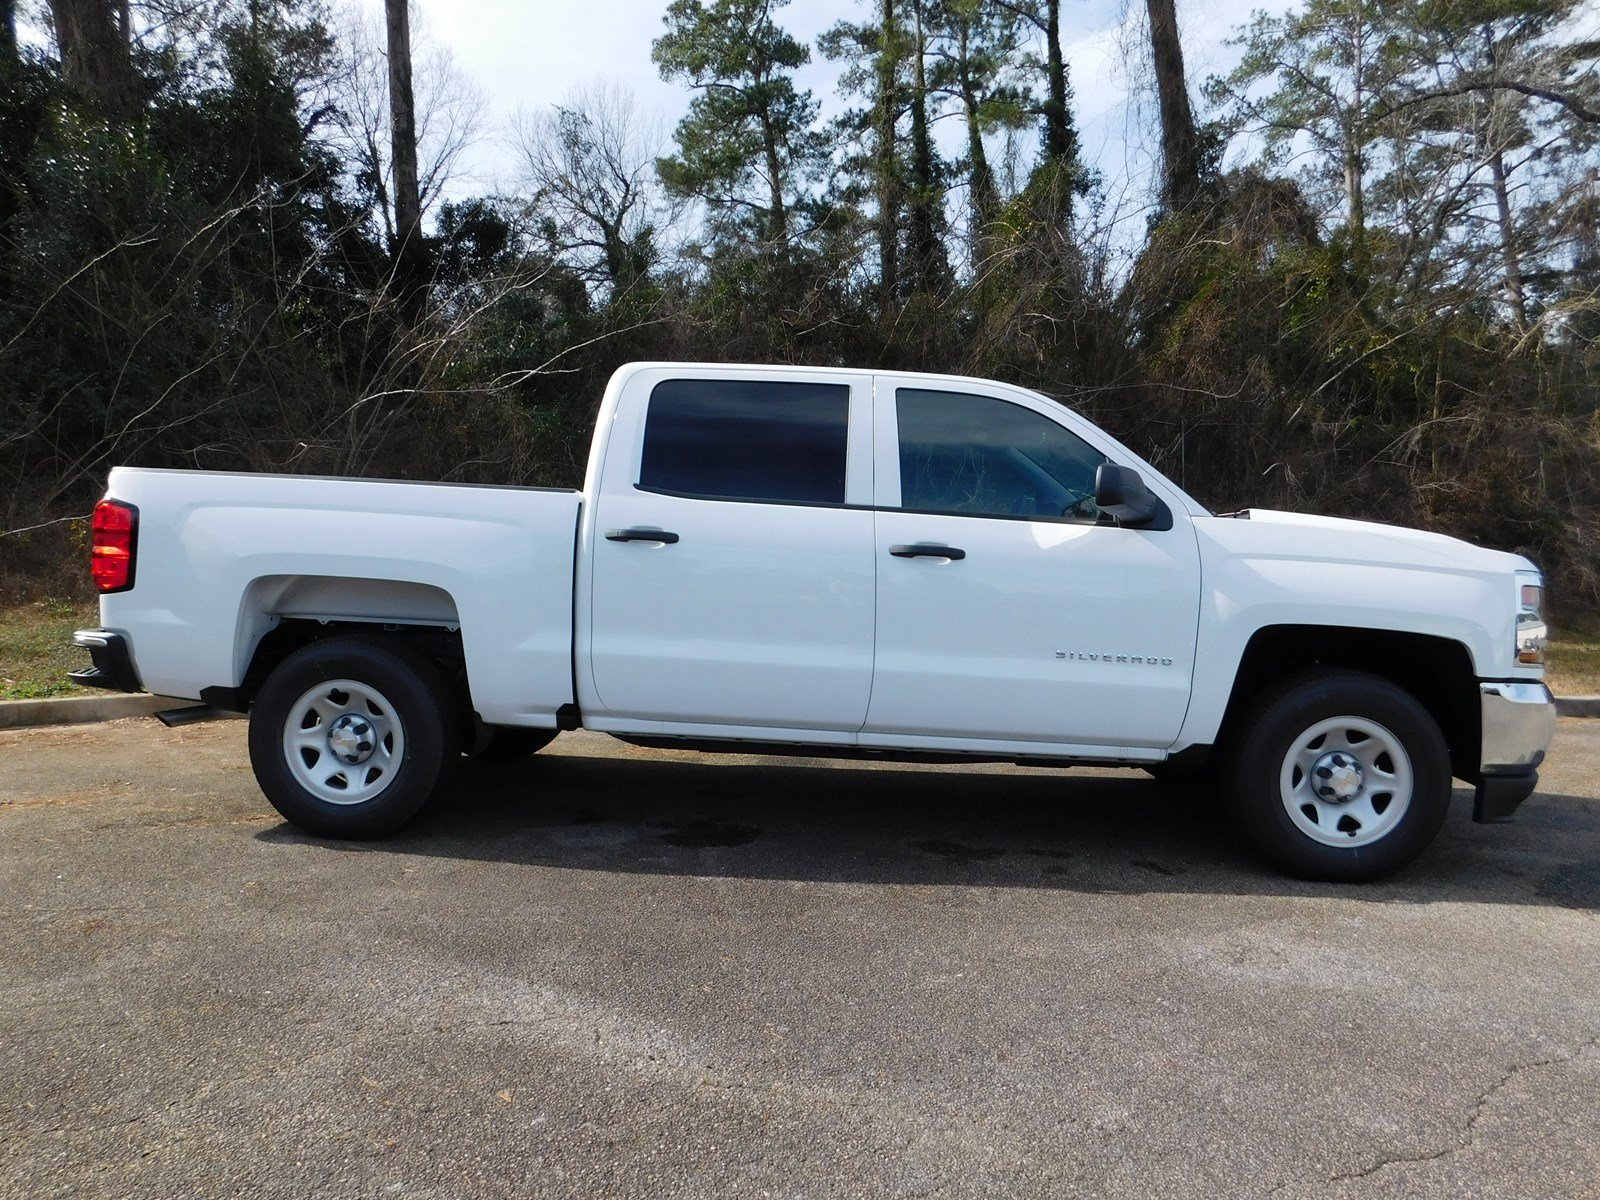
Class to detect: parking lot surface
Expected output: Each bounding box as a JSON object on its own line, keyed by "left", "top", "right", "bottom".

{"left": 2, "top": 717, "right": 1599, "bottom": 1199}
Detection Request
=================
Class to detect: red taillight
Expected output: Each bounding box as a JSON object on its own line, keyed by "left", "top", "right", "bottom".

{"left": 91, "top": 499, "right": 138, "bottom": 593}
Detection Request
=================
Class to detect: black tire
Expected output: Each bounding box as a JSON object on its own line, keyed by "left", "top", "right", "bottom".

{"left": 472, "top": 727, "right": 558, "bottom": 760}
{"left": 247, "top": 635, "right": 461, "bottom": 838}
{"left": 1223, "top": 669, "right": 1452, "bottom": 881}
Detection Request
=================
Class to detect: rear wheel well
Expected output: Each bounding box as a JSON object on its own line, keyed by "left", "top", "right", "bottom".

{"left": 1220, "top": 625, "right": 1481, "bottom": 782}
{"left": 237, "top": 620, "right": 470, "bottom": 728}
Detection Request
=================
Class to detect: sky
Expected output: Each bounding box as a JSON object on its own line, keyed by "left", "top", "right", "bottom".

{"left": 370, "top": 0, "right": 1293, "bottom": 229}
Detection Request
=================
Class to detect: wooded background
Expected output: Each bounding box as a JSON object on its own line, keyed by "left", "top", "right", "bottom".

{"left": 2, "top": 0, "right": 1598, "bottom": 608}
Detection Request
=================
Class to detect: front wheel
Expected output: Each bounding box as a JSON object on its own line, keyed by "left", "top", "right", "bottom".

{"left": 247, "top": 635, "right": 461, "bottom": 838}
{"left": 1224, "top": 670, "right": 1452, "bottom": 881}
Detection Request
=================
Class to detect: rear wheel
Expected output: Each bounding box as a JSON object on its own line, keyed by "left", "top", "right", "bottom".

{"left": 248, "top": 635, "right": 461, "bottom": 838}
{"left": 1224, "top": 669, "right": 1451, "bottom": 881}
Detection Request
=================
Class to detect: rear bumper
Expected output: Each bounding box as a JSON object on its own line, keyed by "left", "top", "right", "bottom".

{"left": 70, "top": 629, "right": 143, "bottom": 693}
{"left": 1473, "top": 681, "right": 1556, "bottom": 823}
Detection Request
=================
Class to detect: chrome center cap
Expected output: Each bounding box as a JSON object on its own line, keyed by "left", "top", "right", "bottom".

{"left": 1312, "top": 751, "right": 1364, "bottom": 803}
{"left": 327, "top": 713, "right": 376, "bottom": 765}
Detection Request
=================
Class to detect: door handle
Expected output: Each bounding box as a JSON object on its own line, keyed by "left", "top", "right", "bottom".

{"left": 890, "top": 543, "right": 965, "bottom": 560}
{"left": 606, "top": 527, "right": 680, "bottom": 544}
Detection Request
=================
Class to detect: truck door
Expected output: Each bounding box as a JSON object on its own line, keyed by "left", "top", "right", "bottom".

{"left": 585, "top": 370, "right": 876, "bottom": 733}
{"left": 864, "top": 381, "right": 1202, "bottom": 751}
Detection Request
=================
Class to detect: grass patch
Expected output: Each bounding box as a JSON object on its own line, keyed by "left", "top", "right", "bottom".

{"left": 0, "top": 600, "right": 98, "bottom": 699}
{"left": 1547, "top": 616, "right": 1600, "bottom": 697}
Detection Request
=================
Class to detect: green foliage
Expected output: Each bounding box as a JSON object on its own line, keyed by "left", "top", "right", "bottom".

{"left": 0, "top": 0, "right": 607, "bottom": 528}
{"left": 1, "top": 0, "right": 1599, "bottom": 618}
{"left": 653, "top": 0, "right": 821, "bottom": 245}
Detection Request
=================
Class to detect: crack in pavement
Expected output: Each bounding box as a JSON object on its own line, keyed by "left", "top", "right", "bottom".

{"left": 1255, "top": 1033, "right": 1600, "bottom": 1197}
{"left": 1318, "top": 1034, "right": 1600, "bottom": 1191}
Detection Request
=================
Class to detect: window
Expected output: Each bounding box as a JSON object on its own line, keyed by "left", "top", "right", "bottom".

{"left": 896, "top": 389, "right": 1107, "bottom": 521}
{"left": 639, "top": 379, "right": 850, "bottom": 505}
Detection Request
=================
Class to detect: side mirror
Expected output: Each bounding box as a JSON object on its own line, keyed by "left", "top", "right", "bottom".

{"left": 1094, "top": 463, "right": 1163, "bottom": 528}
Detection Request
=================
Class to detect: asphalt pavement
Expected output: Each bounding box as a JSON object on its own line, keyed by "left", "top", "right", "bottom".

{"left": 3, "top": 718, "right": 1599, "bottom": 1199}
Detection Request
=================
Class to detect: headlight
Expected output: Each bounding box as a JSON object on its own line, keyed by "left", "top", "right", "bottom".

{"left": 1516, "top": 574, "right": 1546, "bottom": 666}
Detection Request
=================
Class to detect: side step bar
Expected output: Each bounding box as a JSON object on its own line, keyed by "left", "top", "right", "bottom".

{"left": 155, "top": 704, "right": 241, "bottom": 728}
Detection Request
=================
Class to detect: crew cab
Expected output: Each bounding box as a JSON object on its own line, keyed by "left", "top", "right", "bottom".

{"left": 73, "top": 362, "right": 1556, "bottom": 879}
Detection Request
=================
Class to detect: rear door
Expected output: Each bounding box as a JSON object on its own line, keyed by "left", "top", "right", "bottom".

{"left": 865, "top": 380, "right": 1201, "bottom": 750}
{"left": 585, "top": 368, "right": 876, "bottom": 732}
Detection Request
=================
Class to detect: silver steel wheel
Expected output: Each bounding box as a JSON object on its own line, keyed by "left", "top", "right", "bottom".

{"left": 1278, "top": 715, "right": 1413, "bottom": 848}
{"left": 281, "top": 678, "right": 406, "bottom": 805}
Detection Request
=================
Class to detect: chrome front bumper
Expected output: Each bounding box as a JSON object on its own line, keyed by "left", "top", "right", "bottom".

{"left": 1474, "top": 681, "right": 1556, "bottom": 824}
{"left": 1480, "top": 681, "right": 1556, "bottom": 773}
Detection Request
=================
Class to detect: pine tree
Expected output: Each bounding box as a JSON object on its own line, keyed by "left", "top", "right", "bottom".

{"left": 925, "top": 0, "right": 1030, "bottom": 261}
{"left": 653, "top": 0, "right": 820, "bottom": 249}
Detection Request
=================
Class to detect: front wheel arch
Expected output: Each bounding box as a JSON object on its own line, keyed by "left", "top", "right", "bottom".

{"left": 1215, "top": 625, "right": 1481, "bottom": 784}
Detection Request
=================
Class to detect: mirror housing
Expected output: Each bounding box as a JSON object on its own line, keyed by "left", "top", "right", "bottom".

{"left": 1094, "top": 463, "right": 1170, "bottom": 529}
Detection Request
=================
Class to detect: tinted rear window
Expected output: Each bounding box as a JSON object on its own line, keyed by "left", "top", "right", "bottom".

{"left": 639, "top": 379, "right": 850, "bottom": 505}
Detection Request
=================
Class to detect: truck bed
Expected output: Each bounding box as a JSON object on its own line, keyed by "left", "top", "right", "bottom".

{"left": 98, "top": 468, "right": 583, "bottom": 728}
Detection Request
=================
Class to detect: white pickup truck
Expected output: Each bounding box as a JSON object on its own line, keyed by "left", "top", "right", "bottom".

{"left": 73, "top": 362, "right": 1555, "bottom": 879}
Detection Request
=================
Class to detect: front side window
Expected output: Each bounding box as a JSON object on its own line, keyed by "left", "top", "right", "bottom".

{"left": 896, "top": 388, "right": 1108, "bottom": 521}
{"left": 639, "top": 379, "right": 850, "bottom": 505}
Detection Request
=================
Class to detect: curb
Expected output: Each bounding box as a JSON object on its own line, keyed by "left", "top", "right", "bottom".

{"left": 1555, "top": 695, "right": 1600, "bottom": 718}
{"left": 0, "top": 693, "right": 173, "bottom": 730}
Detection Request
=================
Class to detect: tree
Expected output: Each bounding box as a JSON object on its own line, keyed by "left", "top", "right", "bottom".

{"left": 1145, "top": 0, "right": 1204, "bottom": 212}
{"left": 1037, "top": 0, "right": 1069, "bottom": 164}
{"left": 331, "top": 6, "right": 484, "bottom": 252}
{"left": 1560, "top": 165, "right": 1600, "bottom": 342}
{"left": 1209, "top": 0, "right": 1411, "bottom": 269}
{"left": 0, "top": 0, "right": 21, "bottom": 294}
{"left": 821, "top": 0, "right": 907, "bottom": 310}
{"left": 926, "top": 0, "right": 1030, "bottom": 261}
{"left": 874, "top": 0, "right": 903, "bottom": 305}
{"left": 1212, "top": 0, "right": 1599, "bottom": 316}
{"left": 822, "top": 0, "right": 956, "bottom": 306}
{"left": 902, "top": 0, "right": 949, "bottom": 292}
{"left": 652, "top": 0, "right": 820, "bottom": 249}
{"left": 514, "top": 83, "right": 664, "bottom": 295}
{"left": 384, "top": 0, "right": 424, "bottom": 310}
{"left": 993, "top": 0, "right": 1083, "bottom": 185}
{"left": 1382, "top": 0, "right": 1600, "bottom": 332}
{"left": 47, "top": 0, "right": 134, "bottom": 116}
